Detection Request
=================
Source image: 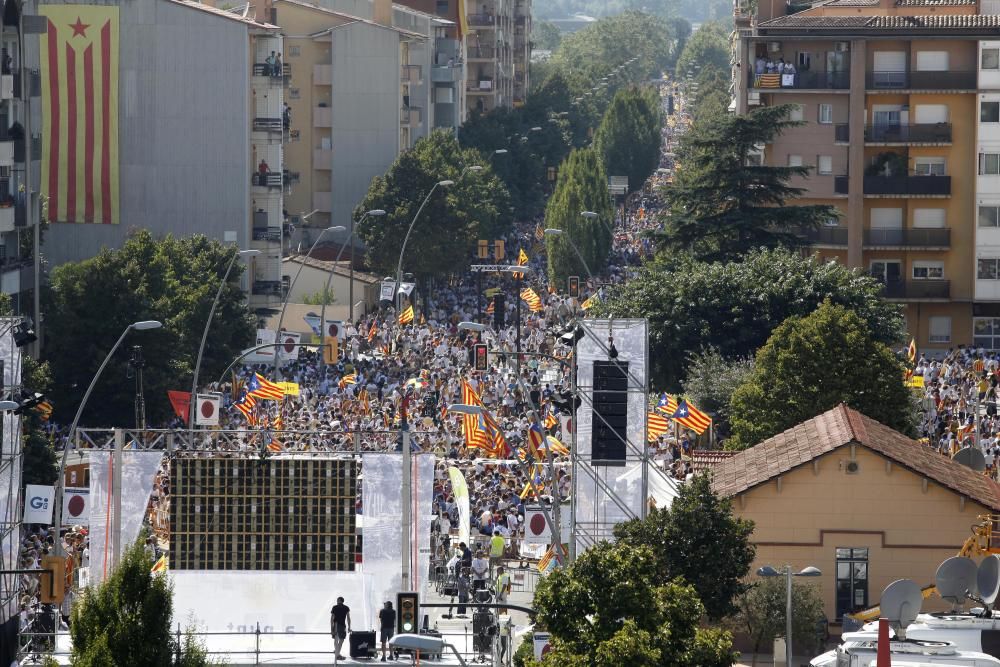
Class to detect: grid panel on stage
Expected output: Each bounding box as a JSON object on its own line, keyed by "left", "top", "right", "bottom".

{"left": 169, "top": 458, "right": 357, "bottom": 571}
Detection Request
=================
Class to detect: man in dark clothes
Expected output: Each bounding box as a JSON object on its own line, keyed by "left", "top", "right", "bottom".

{"left": 378, "top": 600, "right": 396, "bottom": 662}
{"left": 330, "top": 596, "right": 351, "bottom": 661}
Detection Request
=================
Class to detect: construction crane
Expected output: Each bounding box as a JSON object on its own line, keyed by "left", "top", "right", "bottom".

{"left": 848, "top": 515, "right": 1000, "bottom": 624}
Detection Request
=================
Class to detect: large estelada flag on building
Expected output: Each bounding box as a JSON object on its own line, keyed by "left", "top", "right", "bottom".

{"left": 40, "top": 6, "right": 120, "bottom": 225}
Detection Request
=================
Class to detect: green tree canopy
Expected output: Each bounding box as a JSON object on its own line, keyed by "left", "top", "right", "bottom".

{"left": 675, "top": 22, "right": 731, "bottom": 78}
{"left": 543, "top": 147, "right": 614, "bottom": 285}
{"left": 681, "top": 349, "right": 755, "bottom": 437}
{"left": 727, "top": 300, "right": 916, "bottom": 448}
{"left": 656, "top": 104, "right": 836, "bottom": 263}
{"left": 44, "top": 230, "right": 255, "bottom": 426}
{"left": 731, "top": 577, "right": 827, "bottom": 663}
{"left": 532, "top": 541, "right": 737, "bottom": 666}
{"left": 355, "top": 129, "right": 512, "bottom": 276}
{"left": 593, "top": 86, "right": 663, "bottom": 194}
{"left": 595, "top": 248, "right": 905, "bottom": 389}
{"left": 686, "top": 65, "right": 732, "bottom": 125}
{"left": 613, "top": 474, "right": 755, "bottom": 620}
{"left": 532, "top": 20, "right": 563, "bottom": 50}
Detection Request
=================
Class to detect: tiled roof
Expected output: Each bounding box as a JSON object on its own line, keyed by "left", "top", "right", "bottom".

{"left": 758, "top": 12, "right": 1000, "bottom": 29}
{"left": 709, "top": 404, "right": 1000, "bottom": 511}
{"left": 825, "top": 0, "right": 880, "bottom": 6}
{"left": 896, "top": 0, "right": 976, "bottom": 5}
{"left": 689, "top": 451, "right": 737, "bottom": 474}
{"left": 168, "top": 0, "right": 279, "bottom": 29}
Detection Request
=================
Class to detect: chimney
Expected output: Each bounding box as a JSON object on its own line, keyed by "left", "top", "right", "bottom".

{"left": 374, "top": 0, "right": 392, "bottom": 26}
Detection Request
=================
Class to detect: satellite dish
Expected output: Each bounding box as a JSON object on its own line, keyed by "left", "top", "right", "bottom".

{"left": 954, "top": 447, "right": 987, "bottom": 471}
{"left": 936, "top": 557, "right": 979, "bottom": 609}
{"left": 979, "top": 555, "right": 1000, "bottom": 606}
{"left": 882, "top": 579, "right": 923, "bottom": 638}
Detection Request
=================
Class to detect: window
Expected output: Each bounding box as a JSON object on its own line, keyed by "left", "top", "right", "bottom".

{"left": 836, "top": 548, "right": 869, "bottom": 621}
{"left": 929, "top": 316, "right": 952, "bottom": 343}
{"left": 914, "top": 104, "right": 948, "bottom": 124}
{"left": 983, "top": 101, "right": 1000, "bottom": 123}
{"left": 788, "top": 154, "right": 803, "bottom": 167}
{"left": 981, "top": 205, "right": 1000, "bottom": 227}
{"left": 914, "top": 157, "right": 945, "bottom": 176}
{"left": 818, "top": 103, "right": 833, "bottom": 124}
{"left": 913, "top": 260, "right": 944, "bottom": 280}
{"left": 916, "top": 50, "right": 949, "bottom": 71}
{"left": 974, "top": 317, "right": 1000, "bottom": 349}
{"left": 797, "top": 51, "right": 811, "bottom": 70}
{"left": 913, "top": 208, "right": 945, "bottom": 228}
{"left": 979, "top": 258, "right": 1000, "bottom": 280}
{"left": 981, "top": 153, "right": 1000, "bottom": 175}
{"left": 288, "top": 45, "right": 301, "bottom": 57}
{"left": 788, "top": 104, "right": 804, "bottom": 122}
{"left": 434, "top": 86, "right": 454, "bottom": 103}
{"left": 436, "top": 0, "right": 449, "bottom": 13}
{"left": 984, "top": 48, "right": 1000, "bottom": 70}
{"left": 288, "top": 88, "right": 300, "bottom": 99}
{"left": 817, "top": 155, "right": 833, "bottom": 175}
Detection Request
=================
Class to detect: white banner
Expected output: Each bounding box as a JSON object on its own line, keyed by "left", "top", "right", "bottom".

{"left": 447, "top": 466, "right": 471, "bottom": 549}
{"left": 63, "top": 487, "right": 90, "bottom": 523}
{"left": 195, "top": 394, "right": 221, "bottom": 426}
{"left": 379, "top": 281, "right": 395, "bottom": 302}
{"left": 242, "top": 329, "right": 277, "bottom": 364}
{"left": 278, "top": 331, "right": 301, "bottom": 361}
{"left": 22, "top": 484, "right": 54, "bottom": 524}
{"left": 523, "top": 505, "right": 570, "bottom": 546}
{"left": 361, "top": 453, "right": 403, "bottom": 625}
{"left": 414, "top": 454, "right": 435, "bottom": 598}
{"left": 398, "top": 282, "right": 415, "bottom": 297}
{"left": 324, "top": 320, "right": 345, "bottom": 340}
{"left": 303, "top": 312, "right": 322, "bottom": 336}
{"left": 534, "top": 632, "right": 552, "bottom": 660}
{"left": 89, "top": 451, "right": 164, "bottom": 586}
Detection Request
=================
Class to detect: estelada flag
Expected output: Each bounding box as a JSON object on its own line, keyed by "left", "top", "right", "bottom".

{"left": 367, "top": 319, "right": 378, "bottom": 343}
{"left": 40, "top": 6, "right": 121, "bottom": 225}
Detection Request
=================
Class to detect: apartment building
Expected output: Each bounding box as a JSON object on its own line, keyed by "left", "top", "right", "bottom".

{"left": 15, "top": 0, "right": 284, "bottom": 314}
{"left": 464, "top": 0, "right": 530, "bottom": 114}
{"left": 733, "top": 0, "right": 1000, "bottom": 352}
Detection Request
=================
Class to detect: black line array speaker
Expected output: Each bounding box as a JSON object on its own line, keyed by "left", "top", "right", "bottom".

{"left": 591, "top": 360, "right": 628, "bottom": 465}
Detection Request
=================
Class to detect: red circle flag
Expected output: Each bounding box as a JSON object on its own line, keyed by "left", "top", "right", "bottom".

{"left": 67, "top": 495, "right": 85, "bottom": 517}
{"left": 284, "top": 337, "right": 296, "bottom": 352}
{"left": 529, "top": 513, "right": 546, "bottom": 536}
{"left": 200, "top": 401, "right": 215, "bottom": 418}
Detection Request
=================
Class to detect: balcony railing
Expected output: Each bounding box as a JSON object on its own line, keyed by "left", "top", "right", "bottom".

{"left": 876, "top": 278, "right": 950, "bottom": 300}
{"left": 401, "top": 107, "right": 422, "bottom": 126}
{"left": 252, "top": 172, "right": 283, "bottom": 188}
{"left": 866, "top": 70, "right": 976, "bottom": 90}
{"left": 431, "top": 65, "right": 462, "bottom": 83}
{"left": 253, "top": 117, "right": 283, "bottom": 133}
{"left": 468, "top": 80, "right": 494, "bottom": 92}
{"left": 863, "top": 228, "right": 950, "bottom": 248}
{"left": 800, "top": 226, "right": 848, "bottom": 246}
{"left": 468, "top": 13, "right": 495, "bottom": 25}
{"left": 748, "top": 70, "right": 849, "bottom": 90}
{"left": 834, "top": 175, "right": 849, "bottom": 194}
{"left": 467, "top": 46, "right": 495, "bottom": 59}
{"left": 865, "top": 123, "right": 951, "bottom": 143}
{"left": 252, "top": 63, "right": 290, "bottom": 78}
{"left": 252, "top": 280, "right": 286, "bottom": 297}
{"left": 863, "top": 175, "right": 950, "bottom": 196}
{"left": 252, "top": 227, "right": 282, "bottom": 242}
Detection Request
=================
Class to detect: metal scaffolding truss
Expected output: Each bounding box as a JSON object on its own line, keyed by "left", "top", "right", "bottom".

{"left": 0, "top": 318, "right": 24, "bottom": 625}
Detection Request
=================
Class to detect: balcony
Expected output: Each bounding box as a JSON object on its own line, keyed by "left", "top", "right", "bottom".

{"left": 253, "top": 117, "right": 283, "bottom": 133}
{"left": 314, "top": 106, "right": 332, "bottom": 128}
{"left": 468, "top": 13, "right": 496, "bottom": 26}
{"left": 877, "top": 278, "right": 950, "bottom": 300}
{"left": 866, "top": 70, "right": 976, "bottom": 91}
{"left": 313, "top": 64, "right": 332, "bottom": 86}
{"left": 865, "top": 123, "right": 951, "bottom": 144}
{"left": 800, "top": 226, "right": 848, "bottom": 246}
{"left": 748, "top": 70, "right": 849, "bottom": 90}
{"left": 401, "top": 106, "right": 422, "bottom": 126}
{"left": 252, "top": 280, "right": 286, "bottom": 297}
{"left": 467, "top": 46, "right": 495, "bottom": 60}
{"left": 252, "top": 63, "right": 290, "bottom": 79}
{"left": 863, "top": 228, "right": 950, "bottom": 248}
{"left": 468, "top": 79, "right": 495, "bottom": 93}
{"left": 834, "top": 175, "right": 849, "bottom": 195}
{"left": 252, "top": 227, "right": 282, "bottom": 243}
{"left": 431, "top": 65, "right": 462, "bottom": 83}
{"left": 863, "top": 175, "right": 950, "bottom": 197}
{"left": 313, "top": 148, "right": 332, "bottom": 169}
{"left": 252, "top": 172, "right": 283, "bottom": 188}
{"left": 401, "top": 65, "right": 422, "bottom": 84}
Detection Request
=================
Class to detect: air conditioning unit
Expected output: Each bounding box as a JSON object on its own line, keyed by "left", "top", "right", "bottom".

{"left": 768, "top": 41, "right": 782, "bottom": 53}
{"left": 845, "top": 460, "right": 860, "bottom": 474}
{"left": 835, "top": 41, "right": 850, "bottom": 52}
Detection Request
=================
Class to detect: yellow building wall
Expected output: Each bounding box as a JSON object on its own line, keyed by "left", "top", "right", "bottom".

{"left": 735, "top": 444, "right": 993, "bottom": 627}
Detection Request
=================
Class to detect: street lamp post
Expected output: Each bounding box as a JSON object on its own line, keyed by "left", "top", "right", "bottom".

{"left": 758, "top": 564, "right": 822, "bottom": 666}
{"left": 189, "top": 249, "right": 259, "bottom": 433}
{"left": 275, "top": 226, "right": 345, "bottom": 342}
{"left": 349, "top": 210, "right": 386, "bottom": 323}
{"left": 53, "top": 320, "right": 163, "bottom": 556}
{"left": 544, "top": 228, "right": 594, "bottom": 280}
{"left": 499, "top": 265, "right": 532, "bottom": 377}
{"left": 581, "top": 210, "right": 614, "bottom": 237}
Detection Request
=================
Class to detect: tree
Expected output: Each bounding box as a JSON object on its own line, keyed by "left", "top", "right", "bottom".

{"left": 595, "top": 248, "right": 905, "bottom": 389}
{"left": 71, "top": 538, "right": 174, "bottom": 666}
{"left": 593, "top": 86, "right": 663, "bottom": 194}
{"left": 656, "top": 105, "right": 837, "bottom": 263}
{"left": 613, "top": 474, "right": 756, "bottom": 620}
{"left": 686, "top": 65, "right": 731, "bottom": 125}
{"left": 551, "top": 11, "right": 677, "bottom": 84}
{"left": 681, "top": 349, "right": 755, "bottom": 438}
{"left": 675, "top": 22, "right": 730, "bottom": 79}
{"left": 731, "top": 578, "right": 826, "bottom": 666}
{"left": 44, "top": 230, "right": 256, "bottom": 427}
{"left": 532, "top": 20, "right": 563, "bottom": 50}
{"left": 355, "top": 130, "right": 512, "bottom": 276}
{"left": 544, "top": 148, "right": 614, "bottom": 285}
{"left": 301, "top": 287, "right": 336, "bottom": 306}
{"left": 532, "top": 541, "right": 736, "bottom": 666}
{"left": 728, "top": 301, "right": 917, "bottom": 448}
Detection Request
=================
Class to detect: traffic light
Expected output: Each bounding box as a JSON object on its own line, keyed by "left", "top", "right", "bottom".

{"left": 493, "top": 239, "right": 506, "bottom": 261}
{"left": 397, "top": 592, "right": 419, "bottom": 634}
{"left": 322, "top": 337, "right": 339, "bottom": 364}
{"left": 568, "top": 275, "right": 580, "bottom": 298}
{"left": 40, "top": 555, "right": 65, "bottom": 605}
{"left": 477, "top": 239, "right": 489, "bottom": 259}
{"left": 474, "top": 343, "right": 488, "bottom": 371}
{"left": 492, "top": 293, "right": 506, "bottom": 330}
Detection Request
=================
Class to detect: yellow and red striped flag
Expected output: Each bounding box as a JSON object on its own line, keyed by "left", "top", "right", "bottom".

{"left": 534, "top": 223, "right": 545, "bottom": 241}
{"left": 655, "top": 393, "right": 678, "bottom": 417}
{"left": 670, "top": 399, "right": 712, "bottom": 435}
{"left": 520, "top": 287, "right": 543, "bottom": 312}
{"left": 358, "top": 387, "right": 371, "bottom": 416}
{"left": 461, "top": 380, "right": 490, "bottom": 450}
{"left": 398, "top": 305, "right": 414, "bottom": 325}
{"left": 907, "top": 338, "right": 917, "bottom": 364}
{"left": 40, "top": 6, "right": 121, "bottom": 225}
{"left": 151, "top": 554, "right": 168, "bottom": 574}
{"left": 486, "top": 299, "right": 495, "bottom": 314}
{"left": 581, "top": 294, "right": 597, "bottom": 311}
{"left": 544, "top": 412, "right": 558, "bottom": 429}
{"left": 367, "top": 319, "right": 378, "bottom": 343}
{"left": 647, "top": 412, "right": 670, "bottom": 440}
{"left": 338, "top": 373, "right": 356, "bottom": 390}
{"left": 248, "top": 373, "right": 285, "bottom": 400}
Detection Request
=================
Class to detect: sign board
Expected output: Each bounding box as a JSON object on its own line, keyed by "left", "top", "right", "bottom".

{"left": 23, "top": 484, "right": 54, "bottom": 524}
{"left": 470, "top": 265, "right": 511, "bottom": 273}
{"left": 523, "top": 505, "right": 570, "bottom": 545}
{"left": 63, "top": 487, "right": 90, "bottom": 523}
{"left": 278, "top": 331, "right": 301, "bottom": 361}
{"left": 533, "top": 633, "right": 552, "bottom": 660}
{"left": 608, "top": 175, "right": 628, "bottom": 195}
{"left": 379, "top": 280, "right": 396, "bottom": 302}
{"left": 195, "top": 393, "right": 221, "bottom": 426}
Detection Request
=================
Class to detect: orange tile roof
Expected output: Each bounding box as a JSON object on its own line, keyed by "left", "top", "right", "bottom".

{"left": 709, "top": 404, "right": 1000, "bottom": 511}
